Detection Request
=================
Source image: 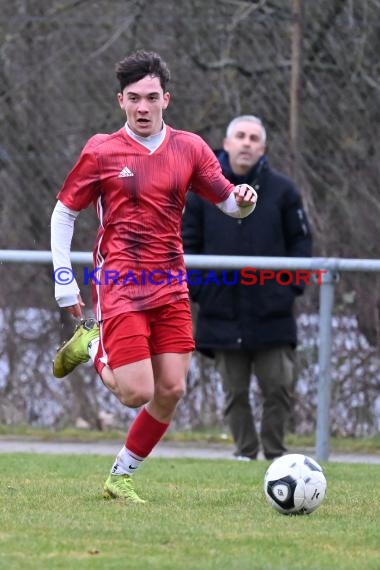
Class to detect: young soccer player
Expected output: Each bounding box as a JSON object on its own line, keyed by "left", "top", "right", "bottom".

{"left": 51, "top": 50, "right": 257, "bottom": 503}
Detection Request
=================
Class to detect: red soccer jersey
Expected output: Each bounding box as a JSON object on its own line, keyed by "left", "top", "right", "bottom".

{"left": 58, "top": 125, "right": 234, "bottom": 320}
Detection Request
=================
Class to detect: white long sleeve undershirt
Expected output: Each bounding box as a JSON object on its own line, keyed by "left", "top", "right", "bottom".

{"left": 51, "top": 200, "right": 80, "bottom": 307}
{"left": 216, "top": 190, "right": 256, "bottom": 218}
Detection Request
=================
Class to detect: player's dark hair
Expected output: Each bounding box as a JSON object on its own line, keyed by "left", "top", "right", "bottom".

{"left": 116, "top": 50, "right": 171, "bottom": 92}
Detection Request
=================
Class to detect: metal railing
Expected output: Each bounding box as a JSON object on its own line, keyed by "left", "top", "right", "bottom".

{"left": 1, "top": 249, "right": 380, "bottom": 461}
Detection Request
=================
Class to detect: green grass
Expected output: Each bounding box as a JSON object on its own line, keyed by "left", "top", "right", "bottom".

{"left": 1, "top": 455, "right": 379, "bottom": 569}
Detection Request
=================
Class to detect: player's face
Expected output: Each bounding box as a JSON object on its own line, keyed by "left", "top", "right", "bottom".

{"left": 223, "top": 120, "right": 266, "bottom": 175}
{"left": 118, "top": 75, "right": 170, "bottom": 137}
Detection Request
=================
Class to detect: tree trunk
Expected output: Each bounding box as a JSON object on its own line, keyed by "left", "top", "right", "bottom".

{"left": 289, "top": 0, "right": 304, "bottom": 183}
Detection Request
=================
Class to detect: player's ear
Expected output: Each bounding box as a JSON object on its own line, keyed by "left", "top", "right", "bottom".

{"left": 223, "top": 137, "right": 231, "bottom": 152}
{"left": 163, "top": 91, "right": 170, "bottom": 109}
{"left": 117, "top": 92, "right": 124, "bottom": 109}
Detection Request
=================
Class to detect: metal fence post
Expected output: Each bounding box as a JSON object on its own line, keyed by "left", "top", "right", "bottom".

{"left": 315, "top": 269, "right": 339, "bottom": 461}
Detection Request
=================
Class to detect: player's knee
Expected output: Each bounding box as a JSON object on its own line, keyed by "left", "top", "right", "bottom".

{"left": 157, "top": 382, "right": 186, "bottom": 405}
{"left": 118, "top": 387, "right": 153, "bottom": 408}
{"left": 171, "top": 383, "right": 186, "bottom": 402}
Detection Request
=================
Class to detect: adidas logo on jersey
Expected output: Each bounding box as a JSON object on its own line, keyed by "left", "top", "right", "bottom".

{"left": 118, "top": 165, "right": 134, "bottom": 178}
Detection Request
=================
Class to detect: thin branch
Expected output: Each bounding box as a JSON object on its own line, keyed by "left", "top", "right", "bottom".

{"left": 190, "top": 54, "right": 292, "bottom": 77}
{"left": 85, "top": 16, "right": 137, "bottom": 61}
{"left": 360, "top": 73, "right": 380, "bottom": 92}
{"left": 46, "top": 0, "right": 98, "bottom": 18}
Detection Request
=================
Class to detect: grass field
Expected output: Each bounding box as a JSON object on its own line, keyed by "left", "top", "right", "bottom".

{"left": 1, "top": 454, "right": 379, "bottom": 570}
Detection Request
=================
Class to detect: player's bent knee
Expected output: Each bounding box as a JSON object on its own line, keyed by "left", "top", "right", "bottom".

{"left": 118, "top": 388, "right": 153, "bottom": 408}
{"left": 170, "top": 385, "right": 186, "bottom": 403}
{"left": 156, "top": 383, "right": 186, "bottom": 404}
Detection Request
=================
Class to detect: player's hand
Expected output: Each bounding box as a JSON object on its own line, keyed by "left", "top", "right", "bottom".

{"left": 65, "top": 294, "right": 85, "bottom": 319}
{"left": 233, "top": 184, "right": 258, "bottom": 208}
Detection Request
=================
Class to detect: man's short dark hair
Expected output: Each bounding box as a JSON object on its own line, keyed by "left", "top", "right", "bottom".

{"left": 116, "top": 50, "right": 171, "bottom": 92}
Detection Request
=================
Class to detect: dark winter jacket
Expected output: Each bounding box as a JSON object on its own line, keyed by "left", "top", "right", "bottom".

{"left": 181, "top": 151, "right": 312, "bottom": 355}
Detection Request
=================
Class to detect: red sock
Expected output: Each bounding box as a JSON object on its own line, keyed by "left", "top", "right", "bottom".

{"left": 125, "top": 407, "right": 169, "bottom": 458}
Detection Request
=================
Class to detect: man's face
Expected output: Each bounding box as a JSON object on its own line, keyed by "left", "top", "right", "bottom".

{"left": 118, "top": 75, "right": 170, "bottom": 137}
{"left": 223, "top": 120, "right": 266, "bottom": 175}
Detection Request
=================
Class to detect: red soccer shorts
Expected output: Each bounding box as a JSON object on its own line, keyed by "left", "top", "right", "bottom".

{"left": 98, "top": 299, "right": 195, "bottom": 370}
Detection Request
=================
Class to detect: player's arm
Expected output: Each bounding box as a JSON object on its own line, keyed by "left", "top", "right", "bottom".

{"left": 190, "top": 137, "right": 257, "bottom": 218}
{"left": 216, "top": 184, "right": 257, "bottom": 219}
{"left": 51, "top": 200, "right": 84, "bottom": 318}
{"left": 51, "top": 140, "right": 100, "bottom": 317}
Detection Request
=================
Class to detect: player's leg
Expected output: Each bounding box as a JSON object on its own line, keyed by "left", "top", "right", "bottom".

{"left": 254, "top": 345, "right": 295, "bottom": 459}
{"left": 149, "top": 352, "right": 191, "bottom": 422}
{"left": 103, "top": 351, "right": 191, "bottom": 502}
{"left": 147, "top": 299, "right": 194, "bottom": 423}
{"left": 215, "top": 350, "right": 259, "bottom": 460}
{"left": 105, "top": 301, "right": 193, "bottom": 502}
{"left": 97, "top": 313, "right": 156, "bottom": 502}
{"left": 102, "top": 357, "right": 157, "bottom": 503}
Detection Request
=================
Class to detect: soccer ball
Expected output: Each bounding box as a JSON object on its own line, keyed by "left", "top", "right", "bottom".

{"left": 263, "top": 454, "right": 327, "bottom": 515}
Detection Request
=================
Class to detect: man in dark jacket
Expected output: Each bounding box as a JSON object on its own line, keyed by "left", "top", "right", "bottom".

{"left": 182, "top": 115, "right": 312, "bottom": 460}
